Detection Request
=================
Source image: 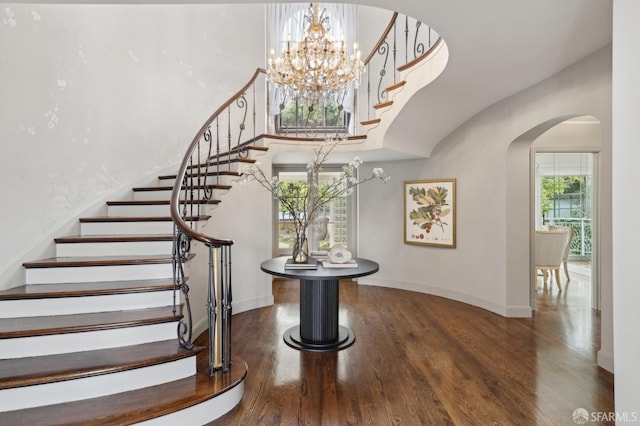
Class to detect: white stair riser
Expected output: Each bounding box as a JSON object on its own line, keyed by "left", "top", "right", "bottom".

{"left": 136, "top": 381, "right": 244, "bottom": 426}
{"left": 108, "top": 204, "right": 171, "bottom": 217}
{"left": 81, "top": 221, "right": 174, "bottom": 236}
{"left": 0, "top": 322, "right": 177, "bottom": 359}
{"left": 133, "top": 190, "right": 173, "bottom": 201}
{"left": 134, "top": 189, "right": 220, "bottom": 201}
{"left": 26, "top": 263, "right": 174, "bottom": 284}
{"left": 0, "top": 356, "right": 195, "bottom": 412}
{"left": 57, "top": 241, "right": 173, "bottom": 257}
{"left": 0, "top": 290, "right": 174, "bottom": 318}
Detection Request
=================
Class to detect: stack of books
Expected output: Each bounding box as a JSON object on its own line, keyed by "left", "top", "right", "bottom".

{"left": 322, "top": 259, "right": 358, "bottom": 268}
{"left": 284, "top": 258, "right": 318, "bottom": 270}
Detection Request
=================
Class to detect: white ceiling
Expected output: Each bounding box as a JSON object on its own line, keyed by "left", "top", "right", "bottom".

{"left": 380, "top": 0, "right": 613, "bottom": 158}
{"left": 10, "top": 0, "right": 613, "bottom": 159}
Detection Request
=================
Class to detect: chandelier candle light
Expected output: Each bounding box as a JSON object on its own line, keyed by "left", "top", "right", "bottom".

{"left": 267, "top": 3, "right": 365, "bottom": 107}
{"left": 239, "top": 137, "right": 389, "bottom": 263}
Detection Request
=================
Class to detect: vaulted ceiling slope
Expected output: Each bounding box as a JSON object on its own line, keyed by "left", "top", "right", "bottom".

{"left": 381, "top": 0, "right": 612, "bottom": 155}
{"left": 15, "top": 0, "right": 612, "bottom": 154}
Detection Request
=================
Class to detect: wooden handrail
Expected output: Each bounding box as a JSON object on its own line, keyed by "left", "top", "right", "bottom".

{"left": 363, "top": 12, "right": 398, "bottom": 65}
{"left": 397, "top": 36, "right": 443, "bottom": 72}
{"left": 170, "top": 68, "right": 267, "bottom": 247}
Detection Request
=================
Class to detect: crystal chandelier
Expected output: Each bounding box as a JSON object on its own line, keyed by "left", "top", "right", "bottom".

{"left": 267, "top": 3, "right": 364, "bottom": 107}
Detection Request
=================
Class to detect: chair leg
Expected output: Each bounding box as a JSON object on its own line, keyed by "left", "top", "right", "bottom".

{"left": 541, "top": 269, "right": 548, "bottom": 286}
{"left": 563, "top": 260, "right": 570, "bottom": 281}
{"left": 554, "top": 269, "right": 562, "bottom": 291}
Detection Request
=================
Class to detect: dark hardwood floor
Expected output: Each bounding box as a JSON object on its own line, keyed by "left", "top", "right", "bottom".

{"left": 211, "top": 273, "right": 614, "bottom": 425}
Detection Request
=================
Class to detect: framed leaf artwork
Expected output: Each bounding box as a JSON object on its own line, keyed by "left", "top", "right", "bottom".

{"left": 404, "top": 179, "right": 456, "bottom": 248}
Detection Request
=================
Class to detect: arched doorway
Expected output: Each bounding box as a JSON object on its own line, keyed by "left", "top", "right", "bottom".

{"left": 506, "top": 115, "right": 602, "bottom": 312}
{"left": 532, "top": 117, "right": 602, "bottom": 312}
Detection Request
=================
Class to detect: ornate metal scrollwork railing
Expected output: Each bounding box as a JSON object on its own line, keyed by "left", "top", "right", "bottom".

{"left": 170, "top": 68, "right": 266, "bottom": 375}
{"left": 362, "top": 12, "right": 441, "bottom": 121}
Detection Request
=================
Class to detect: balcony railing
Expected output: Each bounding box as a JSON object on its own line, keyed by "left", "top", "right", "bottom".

{"left": 547, "top": 217, "right": 592, "bottom": 258}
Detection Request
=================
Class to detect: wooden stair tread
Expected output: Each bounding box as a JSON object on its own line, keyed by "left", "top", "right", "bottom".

{"left": 107, "top": 199, "right": 221, "bottom": 206}
{"left": 55, "top": 234, "right": 173, "bottom": 243}
{"left": 79, "top": 215, "right": 210, "bottom": 223}
{"left": 23, "top": 253, "right": 193, "bottom": 269}
{"left": 386, "top": 80, "right": 406, "bottom": 92}
{"left": 0, "top": 278, "right": 179, "bottom": 300}
{"left": 158, "top": 170, "right": 240, "bottom": 180}
{"left": 0, "top": 357, "right": 247, "bottom": 425}
{"left": 194, "top": 157, "right": 256, "bottom": 168}
{"left": 0, "top": 340, "right": 202, "bottom": 390}
{"left": 0, "top": 305, "right": 182, "bottom": 338}
{"left": 228, "top": 143, "right": 269, "bottom": 153}
{"left": 374, "top": 100, "right": 393, "bottom": 109}
{"left": 133, "top": 184, "right": 232, "bottom": 191}
{"left": 361, "top": 118, "right": 382, "bottom": 126}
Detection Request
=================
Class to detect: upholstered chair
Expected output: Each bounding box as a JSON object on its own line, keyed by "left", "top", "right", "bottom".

{"left": 535, "top": 230, "right": 570, "bottom": 291}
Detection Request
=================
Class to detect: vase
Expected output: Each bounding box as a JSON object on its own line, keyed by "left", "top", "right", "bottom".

{"left": 292, "top": 228, "right": 309, "bottom": 263}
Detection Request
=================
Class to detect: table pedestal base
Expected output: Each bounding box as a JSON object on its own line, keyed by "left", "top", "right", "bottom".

{"left": 260, "top": 257, "right": 379, "bottom": 353}
{"left": 283, "top": 325, "right": 355, "bottom": 352}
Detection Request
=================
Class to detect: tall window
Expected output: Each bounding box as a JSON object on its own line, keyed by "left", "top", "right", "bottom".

{"left": 535, "top": 152, "right": 594, "bottom": 259}
{"left": 273, "top": 165, "right": 355, "bottom": 256}
{"left": 266, "top": 3, "right": 358, "bottom": 134}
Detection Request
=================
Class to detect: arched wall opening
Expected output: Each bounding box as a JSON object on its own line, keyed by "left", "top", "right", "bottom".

{"left": 506, "top": 113, "right": 604, "bottom": 354}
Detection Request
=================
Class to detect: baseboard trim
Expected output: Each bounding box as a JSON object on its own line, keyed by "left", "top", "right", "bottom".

{"left": 357, "top": 277, "right": 532, "bottom": 318}
{"left": 597, "top": 349, "right": 614, "bottom": 373}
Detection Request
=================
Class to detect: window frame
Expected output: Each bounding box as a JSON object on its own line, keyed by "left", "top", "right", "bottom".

{"left": 271, "top": 164, "right": 357, "bottom": 258}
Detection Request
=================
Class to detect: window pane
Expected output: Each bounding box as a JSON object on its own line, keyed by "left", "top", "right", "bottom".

{"left": 276, "top": 171, "right": 307, "bottom": 251}
{"left": 277, "top": 100, "right": 348, "bottom": 133}
{"left": 275, "top": 167, "right": 353, "bottom": 256}
{"left": 314, "top": 171, "right": 349, "bottom": 251}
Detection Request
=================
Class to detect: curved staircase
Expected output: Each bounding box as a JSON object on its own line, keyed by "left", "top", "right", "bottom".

{"left": 0, "top": 159, "right": 250, "bottom": 424}
{"left": 0, "top": 10, "right": 445, "bottom": 424}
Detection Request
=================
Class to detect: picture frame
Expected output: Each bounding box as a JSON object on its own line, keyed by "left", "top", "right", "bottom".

{"left": 404, "top": 178, "right": 456, "bottom": 248}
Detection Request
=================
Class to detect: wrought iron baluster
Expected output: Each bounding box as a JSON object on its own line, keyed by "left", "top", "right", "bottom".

{"left": 414, "top": 20, "right": 425, "bottom": 59}
{"left": 392, "top": 19, "right": 397, "bottom": 85}
{"left": 376, "top": 39, "right": 390, "bottom": 104}
{"left": 405, "top": 16, "right": 409, "bottom": 65}
{"left": 227, "top": 107, "right": 232, "bottom": 172}
{"left": 367, "top": 62, "right": 371, "bottom": 120}
{"left": 207, "top": 244, "right": 218, "bottom": 376}
{"left": 202, "top": 126, "right": 213, "bottom": 201}
{"left": 222, "top": 245, "right": 233, "bottom": 372}
{"left": 172, "top": 228, "right": 193, "bottom": 350}
{"left": 182, "top": 157, "right": 193, "bottom": 217}
{"left": 252, "top": 81, "right": 256, "bottom": 148}
{"left": 236, "top": 94, "right": 247, "bottom": 151}
{"left": 216, "top": 117, "right": 220, "bottom": 186}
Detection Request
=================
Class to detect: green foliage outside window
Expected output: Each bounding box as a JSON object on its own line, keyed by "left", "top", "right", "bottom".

{"left": 278, "top": 100, "right": 346, "bottom": 131}
{"left": 541, "top": 176, "right": 582, "bottom": 218}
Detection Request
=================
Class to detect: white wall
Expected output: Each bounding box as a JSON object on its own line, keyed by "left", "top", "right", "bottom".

{"left": 358, "top": 45, "right": 612, "bottom": 367}
{"left": 612, "top": 0, "right": 640, "bottom": 414}
{"left": 0, "top": 4, "right": 265, "bottom": 289}
{"left": 188, "top": 166, "right": 274, "bottom": 337}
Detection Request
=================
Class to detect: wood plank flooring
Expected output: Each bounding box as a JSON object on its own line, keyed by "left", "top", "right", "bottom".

{"left": 211, "top": 275, "right": 614, "bottom": 425}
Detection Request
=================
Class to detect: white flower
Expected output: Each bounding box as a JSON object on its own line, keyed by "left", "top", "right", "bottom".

{"left": 372, "top": 168, "right": 384, "bottom": 178}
